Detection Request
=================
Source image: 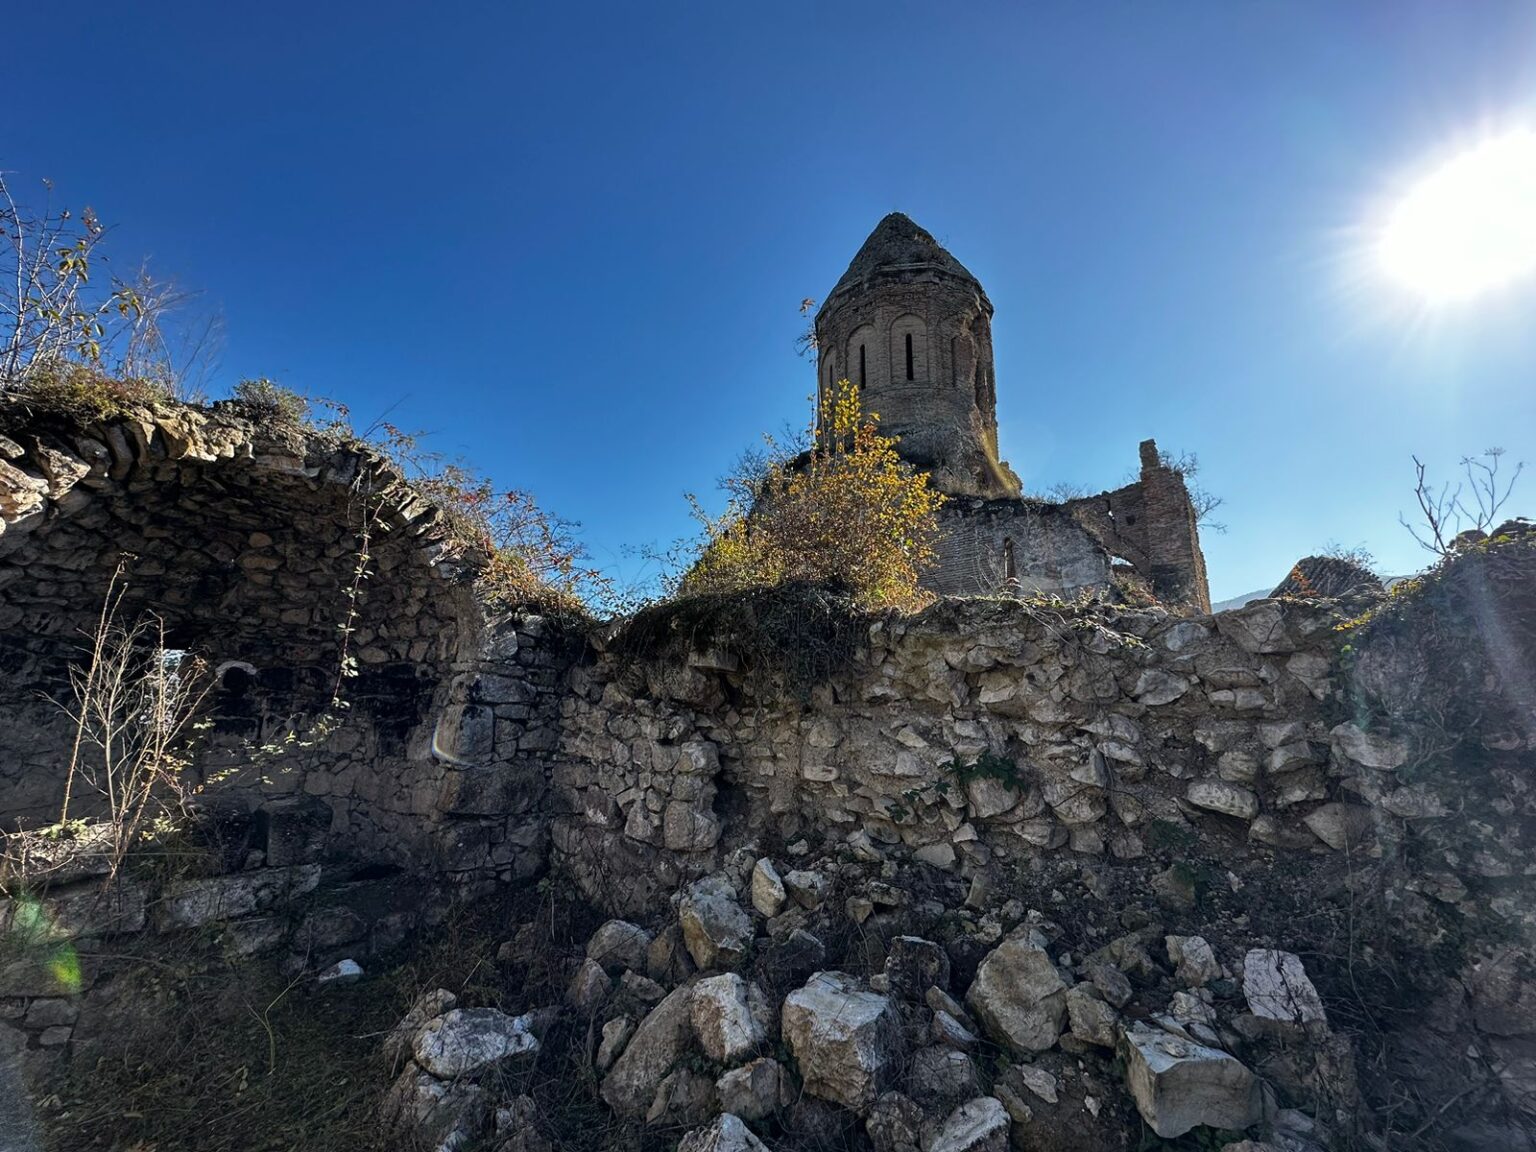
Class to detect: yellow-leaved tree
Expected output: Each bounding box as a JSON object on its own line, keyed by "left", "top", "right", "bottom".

{"left": 679, "top": 379, "right": 945, "bottom": 612}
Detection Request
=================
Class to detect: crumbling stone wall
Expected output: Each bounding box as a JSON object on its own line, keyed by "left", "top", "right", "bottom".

{"left": 0, "top": 403, "right": 578, "bottom": 881}
{"left": 925, "top": 497, "right": 1112, "bottom": 598}
{"left": 1064, "top": 439, "right": 1212, "bottom": 612}
{"left": 550, "top": 571, "right": 1534, "bottom": 1142}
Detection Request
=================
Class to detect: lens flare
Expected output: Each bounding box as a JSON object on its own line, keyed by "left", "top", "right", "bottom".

{"left": 1378, "top": 130, "right": 1536, "bottom": 303}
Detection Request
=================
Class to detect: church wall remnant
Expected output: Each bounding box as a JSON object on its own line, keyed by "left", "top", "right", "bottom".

{"left": 815, "top": 215, "right": 1211, "bottom": 612}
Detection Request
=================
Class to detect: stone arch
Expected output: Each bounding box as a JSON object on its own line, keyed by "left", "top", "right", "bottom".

{"left": 846, "top": 325, "right": 876, "bottom": 389}
{"left": 0, "top": 404, "right": 485, "bottom": 864}
{"left": 889, "top": 314, "right": 928, "bottom": 383}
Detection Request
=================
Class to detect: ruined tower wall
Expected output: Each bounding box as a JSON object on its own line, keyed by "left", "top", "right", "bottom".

{"left": 923, "top": 498, "right": 1112, "bottom": 598}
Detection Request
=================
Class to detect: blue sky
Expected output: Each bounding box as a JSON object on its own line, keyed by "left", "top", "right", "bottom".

{"left": 4, "top": 1, "right": 1535, "bottom": 601}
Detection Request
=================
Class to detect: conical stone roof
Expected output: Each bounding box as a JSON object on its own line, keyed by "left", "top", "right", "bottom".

{"left": 821, "top": 213, "right": 983, "bottom": 312}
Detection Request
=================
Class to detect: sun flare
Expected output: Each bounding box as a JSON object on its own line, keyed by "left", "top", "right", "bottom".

{"left": 1378, "top": 129, "right": 1536, "bottom": 303}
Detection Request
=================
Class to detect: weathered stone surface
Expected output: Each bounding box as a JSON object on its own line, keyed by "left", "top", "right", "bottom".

{"left": 1186, "top": 781, "right": 1259, "bottom": 820}
{"left": 1470, "top": 948, "right": 1536, "bottom": 1038}
{"left": 1242, "top": 949, "right": 1326, "bottom": 1028}
{"left": 928, "top": 1096, "right": 1011, "bottom": 1152}
{"left": 602, "top": 984, "right": 696, "bottom": 1118}
{"left": 1301, "top": 803, "right": 1378, "bottom": 852}
{"left": 932, "top": 1009, "right": 981, "bottom": 1052}
{"left": 677, "top": 1113, "right": 771, "bottom": 1152}
{"left": 156, "top": 865, "right": 321, "bottom": 930}
{"left": 1087, "top": 963, "right": 1134, "bottom": 1008}
{"left": 885, "top": 935, "right": 950, "bottom": 999}
{"left": 1066, "top": 984, "right": 1119, "bottom": 1048}
{"left": 908, "top": 1045, "right": 981, "bottom": 1108}
{"left": 1006, "top": 1062, "right": 1059, "bottom": 1105}
{"left": 965, "top": 774, "right": 1020, "bottom": 819}
{"left": 965, "top": 937, "right": 1066, "bottom": 1054}
{"left": 381, "top": 1063, "right": 489, "bottom": 1152}
{"left": 716, "top": 1057, "right": 788, "bottom": 1122}
{"left": 751, "top": 858, "right": 787, "bottom": 917}
{"left": 782, "top": 971, "right": 904, "bottom": 1111}
{"left": 412, "top": 1008, "right": 539, "bottom": 1078}
{"left": 257, "top": 794, "right": 332, "bottom": 865}
{"left": 587, "top": 920, "right": 653, "bottom": 975}
{"left": 783, "top": 869, "right": 828, "bottom": 910}
{"left": 646, "top": 1066, "right": 716, "bottom": 1126}
{"left": 567, "top": 958, "right": 610, "bottom": 1014}
{"left": 866, "top": 1091, "right": 924, "bottom": 1152}
{"left": 1167, "top": 935, "right": 1222, "bottom": 988}
{"left": 1329, "top": 722, "right": 1408, "bottom": 770}
{"left": 691, "top": 973, "right": 766, "bottom": 1065}
{"left": 679, "top": 875, "right": 753, "bottom": 969}
{"left": 1121, "top": 1025, "right": 1260, "bottom": 1138}
{"left": 596, "top": 1015, "right": 634, "bottom": 1072}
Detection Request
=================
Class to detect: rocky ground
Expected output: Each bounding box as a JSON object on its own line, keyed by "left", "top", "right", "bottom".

{"left": 379, "top": 839, "right": 1400, "bottom": 1152}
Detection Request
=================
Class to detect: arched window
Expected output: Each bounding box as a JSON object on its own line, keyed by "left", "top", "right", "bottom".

{"left": 847, "top": 324, "right": 876, "bottom": 389}
{"left": 889, "top": 315, "right": 927, "bottom": 383}
{"left": 1003, "top": 538, "right": 1017, "bottom": 583}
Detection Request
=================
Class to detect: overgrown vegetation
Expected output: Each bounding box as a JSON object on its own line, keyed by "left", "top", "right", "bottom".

{"left": 1401, "top": 447, "right": 1524, "bottom": 557}
{"left": 614, "top": 580, "right": 873, "bottom": 699}
{"left": 672, "top": 379, "right": 945, "bottom": 613}
{"left": 0, "top": 171, "right": 214, "bottom": 394}
{"left": 39, "top": 561, "right": 212, "bottom": 879}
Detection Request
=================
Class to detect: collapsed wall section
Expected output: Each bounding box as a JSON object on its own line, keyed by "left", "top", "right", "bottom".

{"left": 0, "top": 402, "right": 577, "bottom": 882}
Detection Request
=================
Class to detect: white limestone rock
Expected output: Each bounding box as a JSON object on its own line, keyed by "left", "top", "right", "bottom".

{"left": 383, "top": 988, "right": 456, "bottom": 1073}
{"left": 1065, "top": 984, "right": 1119, "bottom": 1048}
{"left": 1167, "top": 935, "right": 1222, "bottom": 988}
{"left": 381, "top": 1063, "right": 489, "bottom": 1152}
{"left": 1302, "top": 803, "right": 1378, "bottom": 852}
{"left": 1242, "top": 949, "right": 1327, "bottom": 1029}
{"left": 691, "top": 973, "right": 766, "bottom": 1065}
{"left": 1329, "top": 721, "right": 1408, "bottom": 771}
{"left": 928, "top": 1096, "right": 1011, "bottom": 1152}
{"left": 677, "top": 1113, "right": 771, "bottom": 1152}
{"left": 412, "top": 1008, "right": 539, "bottom": 1079}
{"left": 567, "top": 958, "right": 610, "bottom": 1013}
{"left": 679, "top": 875, "right": 753, "bottom": 970}
{"left": 966, "top": 936, "right": 1066, "bottom": 1055}
{"left": 783, "top": 869, "right": 829, "bottom": 910}
{"left": 782, "top": 971, "right": 904, "bottom": 1111}
{"left": 1186, "top": 781, "right": 1259, "bottom": 820}
{"left": 1121, "top": 1024, "right": 1261, "bottom": 1138}
{"left": 601, "top": 984, "right": 697, "bottom": 1118}
{"left": 750, "top": 858, "right": 787, "bottom": 917}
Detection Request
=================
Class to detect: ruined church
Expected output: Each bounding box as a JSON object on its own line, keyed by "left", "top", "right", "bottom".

{"left": 815, "top": 213, "right": 1211, "bottom": 612}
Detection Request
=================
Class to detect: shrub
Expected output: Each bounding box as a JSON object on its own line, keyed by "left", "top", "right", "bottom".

{"left": 6, "top": 361, "right": 174, "bottom": 425}
{"left": 230, "top": 377, "right": 310, "bottom": 424}
{"left": 678, "top": 379, "right": 945, "bottom": 612}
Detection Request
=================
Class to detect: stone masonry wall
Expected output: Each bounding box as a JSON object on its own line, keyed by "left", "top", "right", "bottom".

{"left": 925, "top": 498, "right": 1112, "bottom": 598}
{"left": 549, "top": 583, "right": 1534, "bottom": 1139}
{"left": 0, "top": 402, "right": 579, "bottom": 883}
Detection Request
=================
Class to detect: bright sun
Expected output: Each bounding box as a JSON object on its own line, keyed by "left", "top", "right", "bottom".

{"left": 1378, "top": 129, "right": 1536, "bottom": 303}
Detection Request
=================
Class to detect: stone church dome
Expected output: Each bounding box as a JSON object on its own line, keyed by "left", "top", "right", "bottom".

{"left": 819, "top": 213, "right": 985, "bottom": 315}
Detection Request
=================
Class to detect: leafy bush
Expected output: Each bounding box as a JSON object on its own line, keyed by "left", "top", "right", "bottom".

{"left": 230, "top": 377, "right": 310, "bottom": 424}
{"left": 678, "top": 379, "right": 945, "bottom": 612}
